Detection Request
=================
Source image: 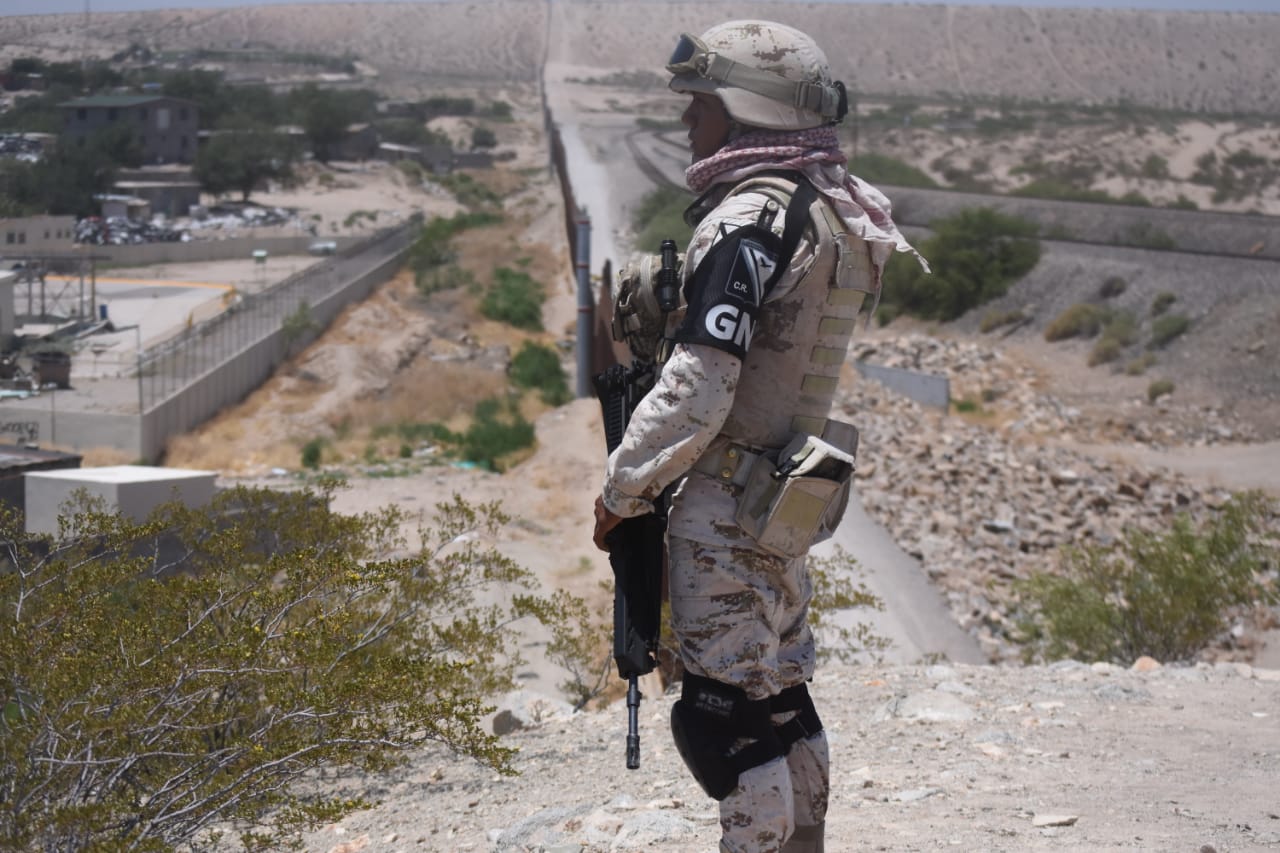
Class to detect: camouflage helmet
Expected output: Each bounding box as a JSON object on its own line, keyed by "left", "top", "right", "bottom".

{"left": 666, "top": 20, "right": 847, "bottom": 131}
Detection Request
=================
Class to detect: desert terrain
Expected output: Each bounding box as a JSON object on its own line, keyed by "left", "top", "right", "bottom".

{"left": 4, "top": 3, "right": 1280, "bottom": 851}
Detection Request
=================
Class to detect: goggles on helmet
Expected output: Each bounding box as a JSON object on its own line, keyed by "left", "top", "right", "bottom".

{"left": 665, "top": 32, "right": 846, "bottom": 123}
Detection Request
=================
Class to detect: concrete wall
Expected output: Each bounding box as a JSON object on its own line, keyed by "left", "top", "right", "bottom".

{"left": 853, "top": 362, "right": 951, "bottom": 411}
{"left": 137, "top": 226, "right": 415, "bottom": 461}
{"left": 885, "top": 186, "right": 1280, "bottom": 262}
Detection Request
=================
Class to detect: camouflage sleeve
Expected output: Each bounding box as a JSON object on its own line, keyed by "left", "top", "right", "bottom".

{"left": 601, "top": 342, "right": 741, "bottom": 518}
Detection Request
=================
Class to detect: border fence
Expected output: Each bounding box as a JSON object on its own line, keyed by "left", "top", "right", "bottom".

{"left": 133, "top": 220, "right": 419, "bottom": 460}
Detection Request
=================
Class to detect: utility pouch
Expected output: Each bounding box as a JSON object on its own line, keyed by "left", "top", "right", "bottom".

{"left": 734, "top": 421, "right": 858, "bottom": 559}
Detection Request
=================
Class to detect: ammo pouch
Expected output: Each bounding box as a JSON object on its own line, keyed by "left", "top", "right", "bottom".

{"left": 733, "top": 420, "right": 858, "bottom": 559}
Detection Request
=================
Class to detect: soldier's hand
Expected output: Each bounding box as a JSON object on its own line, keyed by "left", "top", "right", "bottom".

{"left": 593, "top": 495, "right": 623, "bottom": 551}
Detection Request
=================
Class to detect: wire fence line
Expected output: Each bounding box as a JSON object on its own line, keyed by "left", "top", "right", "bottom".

{"left": 136, "top": 220, "right": 420, "bottom": 412}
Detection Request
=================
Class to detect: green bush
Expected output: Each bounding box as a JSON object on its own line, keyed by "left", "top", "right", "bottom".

{"left": 1123, "top": 222, "right": 1175, "bottom": 250}
{"left": 438, "top": 172, "right": 500, "bottom": 209}
{"left": 415, "top": 264, "right": 475, "bottom": 298}
{"left": 879, "top": 207, "right": 1040, "bottom": 322}
{"left": 461, "top": 397, "right": 536, "bottom": 470}
{"left": 408, "top": 210, "right": 502, "bottom": 286}
{"left": 1125, "top": 352, "right": 1157, "bottom": 375}
{"left": 0, "top": 485, "right": 579, "bottom": 850}
{"left": 1150, "top": 291, "right": 1178, "bottom": 316}
{"left": 301, "top": 436, "right": 326, "bottom": 469}
{"left": 1099, "top": 310, "right": 1139, "bottom": 347}
{"left": 1088, "top": 337, "right": 1123, "bottom": 366}
{"left": 482, "top": 267, "right": 545, "bottom": 331}
{"left": 1149, "top": 313, "right": 1190, "bottom": 348}
{"left": 510, "top": 341, "right": 571, "bottom": 405}
{"left": 1098, "top": 276, "right": 1127, "bottom": 299}
{"left": 1044, "top": 303, "right": 1107, "bottom": 341}
{"left": 1148, "top": 378, "right": 1175, "bottom": 402}
{"left": 1017, "top": 493, "right": 1278, "bottom": 665}
{"left": 631, "top": 186, "right": 694, "bottom": 254}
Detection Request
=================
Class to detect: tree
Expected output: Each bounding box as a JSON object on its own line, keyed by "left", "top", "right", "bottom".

{"left": 290, "top": 84, "right": 374, "bottom": 163}
{"left": 0, "top": 125, "right": 142, "bottom": 217}
{"left": 194, "top": 127, "right": 297, "bottom": 201}
{"left": 470, "top": 126, "right": 497, "bottom": 149}
{"left": 0, "top": 483, "right": 579, "bottom": 850}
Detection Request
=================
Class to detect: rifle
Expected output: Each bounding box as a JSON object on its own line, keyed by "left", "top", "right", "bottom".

{"left": 593, "top": 239, "right": 681, "bottom": 770}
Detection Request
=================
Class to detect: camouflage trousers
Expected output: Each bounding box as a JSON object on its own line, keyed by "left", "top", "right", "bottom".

{"left": 667, "top": 536, "right": 830, "bottom": 853}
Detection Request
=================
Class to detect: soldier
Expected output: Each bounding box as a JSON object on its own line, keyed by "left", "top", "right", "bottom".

{"left": 593, "top": 20, "right": 925, "bottom": 853}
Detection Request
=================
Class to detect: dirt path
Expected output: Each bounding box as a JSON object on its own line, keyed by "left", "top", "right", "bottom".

{"left": 1060, "top": 439, "right": 1280, "bottom": 496}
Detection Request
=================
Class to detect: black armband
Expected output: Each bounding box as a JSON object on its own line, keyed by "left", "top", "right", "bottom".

{"left": 671, "top": 223, "right": 784, "bottom": 360}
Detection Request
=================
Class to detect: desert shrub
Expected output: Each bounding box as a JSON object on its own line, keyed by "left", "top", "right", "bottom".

{"left": 437, "top": 172, "right": 501, "bottom": 209}
{"left": 1150, "top": 291, "right": 1178, "bottom": 316}
{"left": 1099, "top": 310, "right": 1139, "bottom": 347}
{"left": 1012, "top": 178, "right": 1115, "bottom": 204}
{"left": 1088, "top": 337, "right": 1123, "bottom": 366}
{"left": 415, "top": 264, "right": 475, "bottom": 297}
{"left": 395, "top": 158, "right": 425, "bottom": 183}
{"left": 1089, "top": 310, "right": 1140, "bottom": 364}
{"left": 281, "top": 300, "right": 318, "bottom": 353}
{"left": 1044, "top": 303, "right": 1107, "bottom": 341}
{"left": 1149, "top": 313, "right": 1190, "bottom": 348}
{"left": 1125, "top": 352, "right": 1157, "bottom": 375}
{"left": 471, "top": 126, "right": 497, "bottom": 149}
{"left": 0, "top": 485, "right": 580, "bottom": 850}
{"left": 300, "top": 436, "right": 326, "bottom": 469}
{"left": 509, "top": 341, "right": 570, "bottom": 406}
{"left": 461, "top": 397, "right": 536, "bottom": 471}
{"left": 1166, "top": 194, "right": 1199, "bottom": 211}
{"left": 1148, "top": 378, "right": 1175, "bottom": 402}
{"left": 979, "top": 308, "right": 1026, "bottom": 333}
{"left": 1017, "top": 493, "right": 1278, "bottom": 665}
{"left": 879, "top": 207, "right": 1040, "bottom": 322}
{"left": 1141, "top": 153, "right": 1170, "bottom": 179}
{"left": 408, "top": 210, "right": 501, "bottom": 286}
{"left": 631, "top": 185, "right": 693, "bottom": 254}
{"left": 481, "top": 267, "right": 545, "bottom": 331}
{"left": 1123, "top": 221, "right": 1175, "bottom": 250}
{"left": 1098, "top": 276, "right": 1127, "bottom": 299}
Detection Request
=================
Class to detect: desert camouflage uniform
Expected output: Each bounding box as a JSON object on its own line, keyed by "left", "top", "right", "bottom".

{"left": 603, "top": 174, "right": 874, "bottom": 852}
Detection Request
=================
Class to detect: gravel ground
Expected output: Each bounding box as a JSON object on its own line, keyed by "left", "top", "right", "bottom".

{"left": 286, "top": 659, "right": 1280, "bottom": 853}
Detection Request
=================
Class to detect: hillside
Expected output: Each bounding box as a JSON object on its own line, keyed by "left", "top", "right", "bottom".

{"left": 2, "top": 2, "right": 1280, "bottom": 113}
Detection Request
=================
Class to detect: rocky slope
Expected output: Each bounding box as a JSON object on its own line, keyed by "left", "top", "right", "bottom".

{"left": 286, "top": 658, "right": 1280, "bottom": 853}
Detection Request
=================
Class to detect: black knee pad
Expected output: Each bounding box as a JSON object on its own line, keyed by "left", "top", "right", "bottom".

{"left": 771, "top": 682, "right": 823, "bottom": 750}
{"left": 670, "top": 673, "right": 785, "bottom": 801}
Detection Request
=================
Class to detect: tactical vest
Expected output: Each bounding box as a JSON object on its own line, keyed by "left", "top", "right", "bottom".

{"left": 708, "top": 174, "right": 875, "bottom": 453}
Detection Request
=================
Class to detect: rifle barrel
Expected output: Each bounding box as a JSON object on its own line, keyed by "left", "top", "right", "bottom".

{"left": 626, "top": 676, "right": 642, "bottom": 769}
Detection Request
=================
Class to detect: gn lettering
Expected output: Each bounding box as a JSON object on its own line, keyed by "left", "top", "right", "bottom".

{"left": 705, "top": 303, "right": 754, "bottom": 349}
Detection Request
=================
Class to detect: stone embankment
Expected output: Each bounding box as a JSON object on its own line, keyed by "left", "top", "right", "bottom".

{"left": 837, "top": 334, "right": 1276, "bottom": 663}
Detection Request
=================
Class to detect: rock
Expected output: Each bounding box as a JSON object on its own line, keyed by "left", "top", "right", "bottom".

{"left": 877, "top": 690, "right": 976, "bottom": 722}
{"left": 1131, "top": 656, "right": 1162, "bottom": 672}
{"left": 1032, "top": 814, "right": 1079, "bottom": 827}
